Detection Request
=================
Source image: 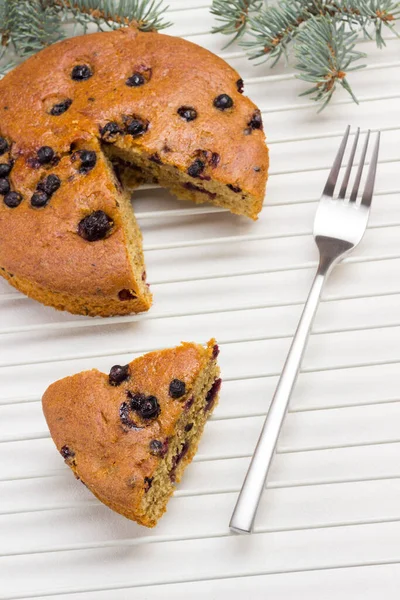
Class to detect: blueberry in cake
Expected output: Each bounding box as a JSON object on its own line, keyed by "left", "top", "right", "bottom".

{"left": 42, "top": 339, "right": 221, "bottom": 527}
{"left": 0, "top": 27, "right": 269, "bottom": 317}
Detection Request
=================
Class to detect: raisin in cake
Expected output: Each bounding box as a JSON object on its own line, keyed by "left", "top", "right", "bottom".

{"left": 0, "top": 27, "right": 268, "bottom": 317}
{"left": 42, "top": 339, "right": 221, "bottom": 527}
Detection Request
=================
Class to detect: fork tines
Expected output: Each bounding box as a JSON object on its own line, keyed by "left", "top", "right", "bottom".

{"left": 323, "top": 126, "right": 380, "bottom": 207}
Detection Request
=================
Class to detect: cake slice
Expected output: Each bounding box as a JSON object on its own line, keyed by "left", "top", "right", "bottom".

{"left": 42, "top": 339, "right": 221, "bottom": 527}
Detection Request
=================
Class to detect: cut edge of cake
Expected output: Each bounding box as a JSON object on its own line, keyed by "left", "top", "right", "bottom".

{"left": 105, "top": 143, "right": 265, "bottom": 221}
{"left": 137, "top": 346, "right": 220, "bottom": 526}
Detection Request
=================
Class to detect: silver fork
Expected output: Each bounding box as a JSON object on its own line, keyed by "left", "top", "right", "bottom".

{"left": 230, "top": 126, "right": 381, "bottom": 534}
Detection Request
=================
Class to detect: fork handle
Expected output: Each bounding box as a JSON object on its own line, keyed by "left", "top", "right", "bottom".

{"left": 229, "top": 257, "right": 333, "bottom": 534}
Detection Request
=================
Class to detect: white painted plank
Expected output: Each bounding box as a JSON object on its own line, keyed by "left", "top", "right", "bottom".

{"left": 1, "top": 319, "right": 400, "bottom": 394}
{"left": 3, "top": 440, "right": 399, "bottom": 505}
{"left": 3, "top": 287, "right": 400, "bottom": 372}
{"left": 3, "top": 355, "right": 399, "bottom": 416}
{"left": 3, "top": 287, "right": 400, "bottom": 435}
{"left": 2, "top": 479, "right": 400, "bottom": 556}
{"left": 1, "top": 247, "right": 400, "bottom": 337}
{"left": 22, "top": 562, "right": 400, "bottom": 600}
{"left": 2, "top": 521, "right": 400, "bottom": 597}
{"left": 5, "top": 388, "right": 400, "bottom": 448}
{"left": 3, "top": 398, "right": 400, "bottom": 477}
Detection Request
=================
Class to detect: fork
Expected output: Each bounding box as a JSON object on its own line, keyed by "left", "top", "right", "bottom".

{"left": 229, "top": 126, "right": 381, "bottom": 534}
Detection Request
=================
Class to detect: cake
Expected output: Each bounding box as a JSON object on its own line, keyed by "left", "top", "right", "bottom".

{"left": 0, "top": 27, "right": 269, "bottom": 317}
{"left": 42, "top": 339, "right": 221, "bottom": 527}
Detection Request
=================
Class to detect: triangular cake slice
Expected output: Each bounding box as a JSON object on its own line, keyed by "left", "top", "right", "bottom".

{"left": 42, "top": 340, "right": 221, "bottom": 527}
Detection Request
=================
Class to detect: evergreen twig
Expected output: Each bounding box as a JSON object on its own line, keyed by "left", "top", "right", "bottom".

{"left": 324, "top": 0, "right": 400, "bottom": 48}
{"left": 242, "top": 2, "right": 307, "bottom": 65}
{"left": 210, "top": 0, "right": 263, "bottom": 48}
{"left": 56, "top": 0, "right": 171, "bottom": 33}
{"left": 8, "top": 0, "right": 64, "bottom": 56}
{"left": 295, "top": 16, "right": 366, "bottom": 111}
{"left": 211, "top": 0, "right": 400, "bottom": 109}
{"left": 0, "top": 0, "right": 171, "bottom": 78}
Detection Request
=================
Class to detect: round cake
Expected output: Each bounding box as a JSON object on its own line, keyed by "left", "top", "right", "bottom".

{"left": 0, "top": 27, "right": 269, "bottom": 316}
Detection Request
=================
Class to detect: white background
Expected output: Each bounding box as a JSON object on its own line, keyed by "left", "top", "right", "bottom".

{"left": 1, "top": 1, "right": 400, "bottom": 597}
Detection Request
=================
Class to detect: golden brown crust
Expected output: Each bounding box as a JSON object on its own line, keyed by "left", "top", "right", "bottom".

{"left": 0, "top": 268, "right": 151, "bottom": 316}
{"left": 42, "top": 340, "right": 218, "bottom": 526}
{"left": 0, "top": 27, "right": 268, "bottom": 316}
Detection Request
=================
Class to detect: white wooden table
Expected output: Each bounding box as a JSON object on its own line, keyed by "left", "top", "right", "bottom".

{"left": 1, "top": 2, "right": 400, "bottom": 598}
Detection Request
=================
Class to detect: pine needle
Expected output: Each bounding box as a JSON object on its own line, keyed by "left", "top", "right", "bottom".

{"left": 242, "top": 2, "right": 308, "bottom": 65}
{"left": 211, "top": 0, "right": 400, "bottom": 110}
{"left": 0, "top": 0, "right": 171, "bottom": 78}
{"left": 210, "top": 0, "right": 263, "bottom": 48}
{"left": 56, "top": 0, "right": 172, "bottom": 32}
{"left": 294, "top": 16, "right": 366, "bottom": 111}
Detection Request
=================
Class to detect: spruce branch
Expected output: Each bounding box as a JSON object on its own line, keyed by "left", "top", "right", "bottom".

{"left": 8, "top": 1, "right": 64, "bottom": 56}
{"left": 1, "top": 0, "right": 12, "bottom": 75}
{"left": 0, "top": 0, "right": 65, "bottom": 77}
{"left": 210, "top": 0, "right": 263, "bottom": 48}
{"left": 0, "top": 0, "right": 8, "bottom": 44}
{"left": 325, "top": 1, "right": 400, "bottom": 47}
{"left": 242, "top": 1, "right": 308, "bottom": 65}
{"left": 211, "top": 0, "right": 399, "bottom": 109}
{"left": 55, "top": 0, "right": 172, "bottom": 33}
{"left": 294, "top": 16, "right": 366, "bottom": 111}
{"left": 0, "top": 0, "right": 171, "bottom": 79}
